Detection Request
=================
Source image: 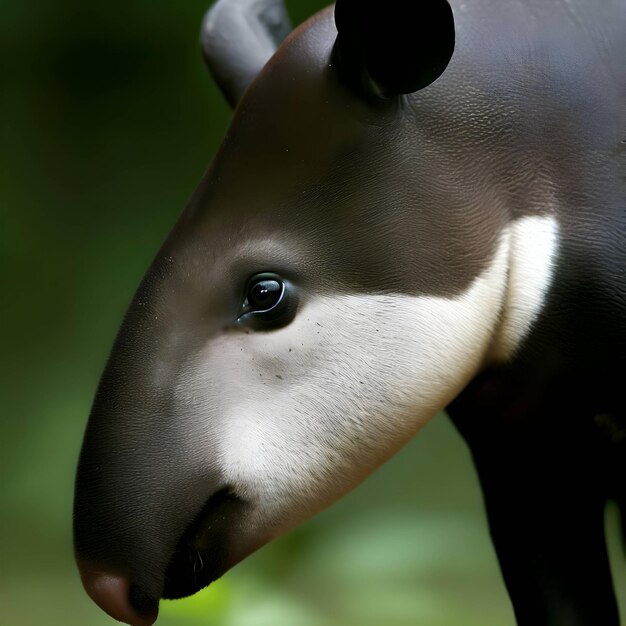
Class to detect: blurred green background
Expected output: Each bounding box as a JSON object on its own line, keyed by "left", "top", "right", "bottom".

{"left": 1, "top": 1, "right": 624, "bottom": 625}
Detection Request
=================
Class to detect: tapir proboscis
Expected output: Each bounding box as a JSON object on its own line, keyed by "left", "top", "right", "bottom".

{"left": 73, "top": 0, "right": 626, "bottom": 624}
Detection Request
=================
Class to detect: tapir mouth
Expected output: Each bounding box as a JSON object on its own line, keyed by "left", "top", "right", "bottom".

{"left": 160, "top": 487, "right": 247, "bottom": 600}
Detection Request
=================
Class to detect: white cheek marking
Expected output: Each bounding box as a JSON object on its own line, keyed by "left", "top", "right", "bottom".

{"left": 177, "top": 233, "right": 511, "bottom": 553}
{"left": 489, "top": 215, "right": 559, "bottom": 362}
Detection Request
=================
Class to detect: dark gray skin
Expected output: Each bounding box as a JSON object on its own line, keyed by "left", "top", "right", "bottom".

{"left": 73, "top": 1, "right": 626, "bottom": 625}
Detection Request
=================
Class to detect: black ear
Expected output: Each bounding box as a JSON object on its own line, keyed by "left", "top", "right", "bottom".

{"left": 333, "top": 0, "right": 455, "bottom": 98}
{"left": 201, "top": 0, "right": 292, "bottom": 108}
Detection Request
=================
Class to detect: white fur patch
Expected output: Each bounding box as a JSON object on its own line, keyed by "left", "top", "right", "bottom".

{"left": 489, "top": 215, "right": 559, "bottom": 362}
{"left": 175, "top": 234, "right": 511, "bottom": 562}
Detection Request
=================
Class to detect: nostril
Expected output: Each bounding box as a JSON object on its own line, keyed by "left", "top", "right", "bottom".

{"left": 77, "top": 563, "right": 158, "bottom": 626}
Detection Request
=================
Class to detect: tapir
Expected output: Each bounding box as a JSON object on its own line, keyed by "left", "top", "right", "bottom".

{"left": 73, "top": 0, "right": 626, "bottom": 624}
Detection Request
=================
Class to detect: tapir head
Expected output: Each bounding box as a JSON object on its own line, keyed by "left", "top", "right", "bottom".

{"left": 74, "top": 1, "right": 511, "bottom": 624}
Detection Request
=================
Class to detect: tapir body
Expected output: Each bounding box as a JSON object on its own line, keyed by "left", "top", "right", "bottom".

{"left": 74, "top": 1, "right": 626, "bottom": 625}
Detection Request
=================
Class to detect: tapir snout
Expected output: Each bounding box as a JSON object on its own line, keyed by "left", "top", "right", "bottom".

{"left": 74, "top": 254, "right": 289, "bottom": 611}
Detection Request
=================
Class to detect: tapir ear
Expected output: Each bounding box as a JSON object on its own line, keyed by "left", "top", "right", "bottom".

{"left": 333, "top": 0, "right": 455, "bottom": 98}
{"left": 201, "top": 0, "right": 292, "bottom": 107}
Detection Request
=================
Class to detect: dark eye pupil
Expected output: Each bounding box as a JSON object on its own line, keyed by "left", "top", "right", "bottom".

{"left": 248, "top": 279, "right": 282, "bottom": 310}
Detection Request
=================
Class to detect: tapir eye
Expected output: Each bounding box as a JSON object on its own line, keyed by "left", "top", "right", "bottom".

{"left": 247, "top": 277, "right": 284, "bottom": 311}
{"left": 238, "top": 273, "right": 297, "bottom": 330}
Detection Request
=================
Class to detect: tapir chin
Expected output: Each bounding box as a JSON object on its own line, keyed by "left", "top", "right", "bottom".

{"left": 73, "top": 0, "right": 626, "bottom": 624}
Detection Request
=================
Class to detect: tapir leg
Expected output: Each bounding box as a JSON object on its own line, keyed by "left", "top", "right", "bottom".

{"left": 474, "top": 443, "right": 618, "bottom": 626}
{"left": 450, "top": 383, "right": 620, "bottom": 626}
